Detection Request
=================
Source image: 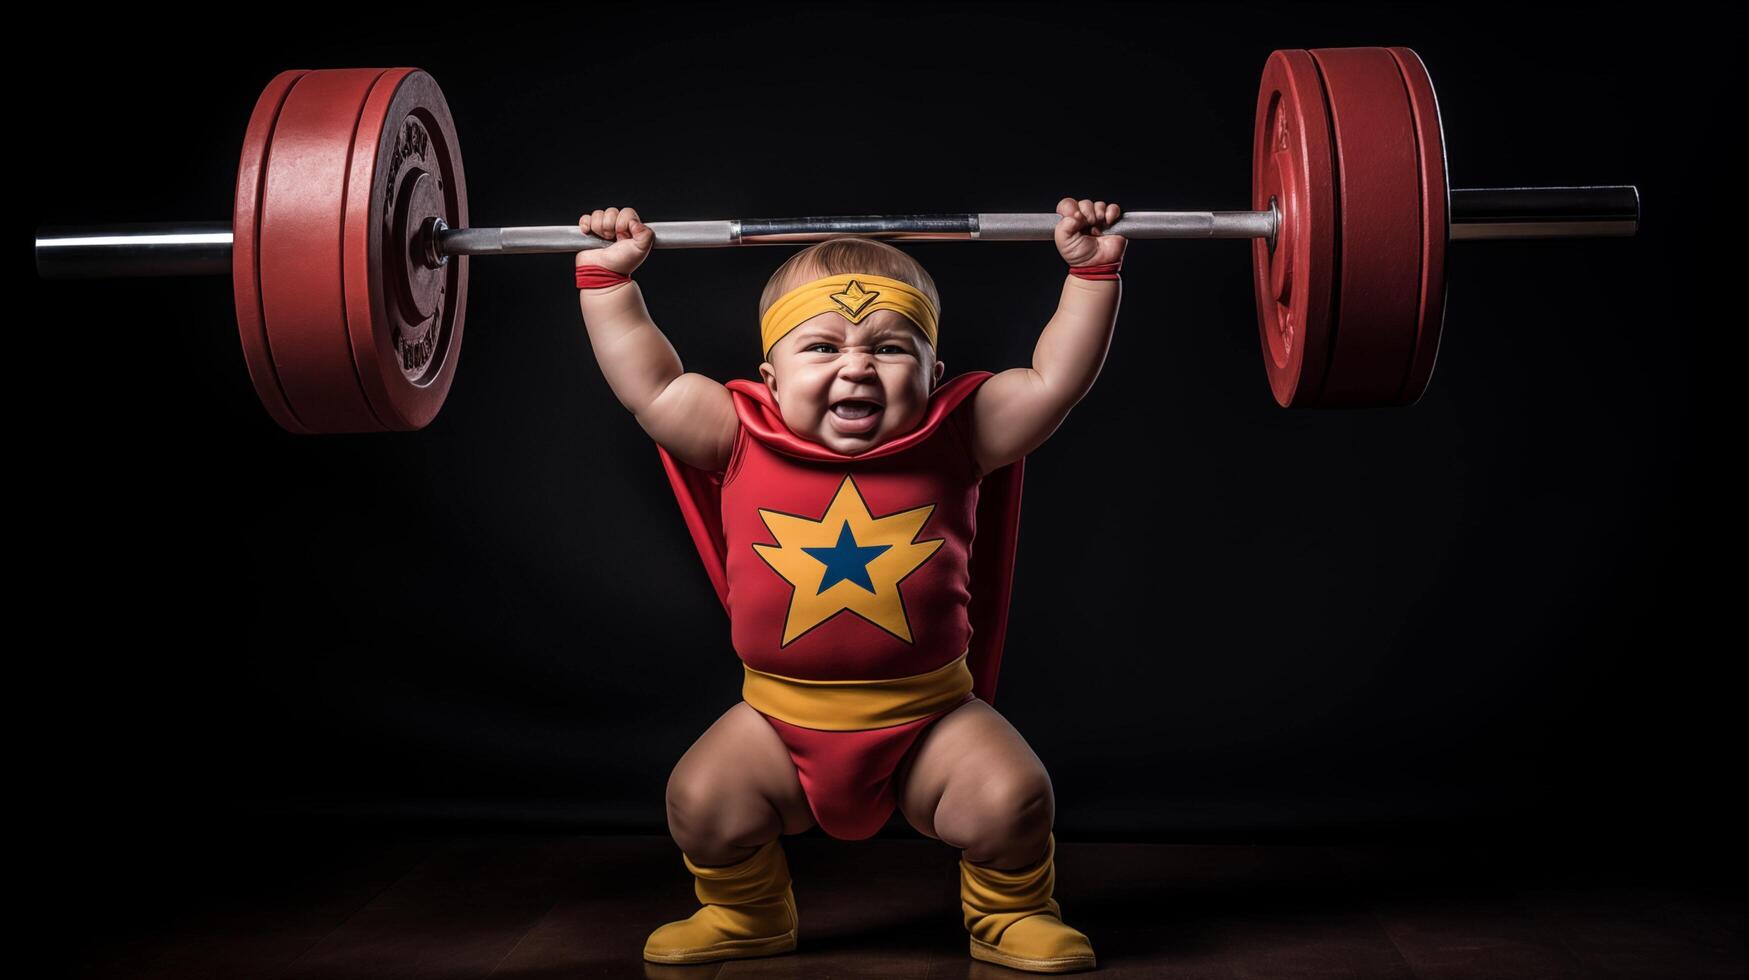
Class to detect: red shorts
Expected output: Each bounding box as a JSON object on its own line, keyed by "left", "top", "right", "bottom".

{"left": 754, "top": 692, "right": 976, "bottom": 840}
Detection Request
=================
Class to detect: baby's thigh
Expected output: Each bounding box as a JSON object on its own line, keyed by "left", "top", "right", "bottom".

{"left": 894, "top": 698, "right": 1054, "bottom": 843}
{"left": 667, "top": 701, "right": 816, "bottom": 840}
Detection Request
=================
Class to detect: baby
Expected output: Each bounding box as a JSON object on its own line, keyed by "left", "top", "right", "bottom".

{"left": 575, "top": 198, "right": 1124, "bottom": 973}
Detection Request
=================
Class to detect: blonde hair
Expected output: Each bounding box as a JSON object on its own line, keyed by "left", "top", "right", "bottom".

{"left": 758, "top": 238, "right": 941, "bottom": 354}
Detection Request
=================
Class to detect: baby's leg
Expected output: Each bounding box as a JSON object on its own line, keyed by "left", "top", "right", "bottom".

{"left": 894, "top": 699, "right": 1095, "bottom": 970}
{"left": 892, "top": 698, "right": 1054, "bottom": 868}
{"left": 666, "top": 701, "right": 816, "bottom": 866}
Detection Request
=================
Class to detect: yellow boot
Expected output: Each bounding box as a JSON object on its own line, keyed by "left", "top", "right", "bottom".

{"left": 960, "top": 832, "right": 1096, "bottom": 973}
{"left": 642, "top": 838, "right": 799, "bottom": 964}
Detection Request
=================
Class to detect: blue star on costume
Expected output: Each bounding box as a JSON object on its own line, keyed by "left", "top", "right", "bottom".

{"left": 803, "top": 521, "right": 892, "bottom": 594}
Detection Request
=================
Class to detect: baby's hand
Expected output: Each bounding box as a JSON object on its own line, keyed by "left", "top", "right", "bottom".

{"left": 1053, "top": 197, "right": 1126, "bottom": 267}
{"left": 576, "top": 206, "right": 655, "bottom": 276}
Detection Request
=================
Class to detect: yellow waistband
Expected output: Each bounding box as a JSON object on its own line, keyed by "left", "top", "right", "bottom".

{"left": 742, "top": 650, "right": 974, "bottom": 731}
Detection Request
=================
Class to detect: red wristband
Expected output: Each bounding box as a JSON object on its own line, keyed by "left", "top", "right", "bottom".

{"left": 1068, "top": 260, "right": 1122, "bottom": 281}
{"left": 576, "top": 265, "right": 632, "bottom": 289}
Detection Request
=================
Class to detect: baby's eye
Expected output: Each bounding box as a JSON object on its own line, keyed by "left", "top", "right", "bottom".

{"left": 804, "top": 342, "right": 909, "bottom": 355}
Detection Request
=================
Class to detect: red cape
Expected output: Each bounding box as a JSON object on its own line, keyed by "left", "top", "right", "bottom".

{"left": 656, "top": 371, "right": 1024, "bottom": 707}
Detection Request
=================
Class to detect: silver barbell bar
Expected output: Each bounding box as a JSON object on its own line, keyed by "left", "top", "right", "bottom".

{"left": 34, "top": 186, "right": 1639, "bottom": 279}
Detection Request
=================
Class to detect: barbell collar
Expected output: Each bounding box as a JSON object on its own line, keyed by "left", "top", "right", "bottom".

{"left": 32, "top": 184, "right": 1640, "bottom": 279}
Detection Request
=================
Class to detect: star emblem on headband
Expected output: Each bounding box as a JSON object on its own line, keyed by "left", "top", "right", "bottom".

{"left": 830, "top": 280, "right": 881, "bottom": 320}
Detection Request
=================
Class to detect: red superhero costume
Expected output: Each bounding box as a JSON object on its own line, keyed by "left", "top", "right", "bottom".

{"left": 657, "top": 370, "right": 1025, "bottom": 840}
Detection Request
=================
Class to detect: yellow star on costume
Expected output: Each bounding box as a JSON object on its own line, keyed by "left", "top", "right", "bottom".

{"left": 830, "top": 279, "right": 881, "bottom": 319}
{"left": 752, "top": 474, "right": 944, "bottom": 646}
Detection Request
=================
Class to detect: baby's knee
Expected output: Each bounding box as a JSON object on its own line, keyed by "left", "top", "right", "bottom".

{"left": 664, "top": 769, "right": 780, "bottom": 853}
{"left": 937, "top": 773, "right": 1055, "bottom": 847}
{"left": 663, "top": 769, "right": 718, "bottom": 835}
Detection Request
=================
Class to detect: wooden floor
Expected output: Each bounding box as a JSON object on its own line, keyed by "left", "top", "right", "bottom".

{"left": 70, "top": 830, "right": 1744, "bottom": 978}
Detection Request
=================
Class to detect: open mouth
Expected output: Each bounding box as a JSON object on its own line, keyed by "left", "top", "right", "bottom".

{"left": 830, "top": 399, "right": 884, "bottom": 420}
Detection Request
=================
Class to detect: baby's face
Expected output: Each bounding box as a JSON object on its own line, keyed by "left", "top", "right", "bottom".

{"left": 759, "top": 309, "right": 946, "bottom": 454}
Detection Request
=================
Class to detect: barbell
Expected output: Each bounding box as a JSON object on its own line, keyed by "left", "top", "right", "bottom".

{"left": 33, "top": 47, "right": 1638, "bottom": 434}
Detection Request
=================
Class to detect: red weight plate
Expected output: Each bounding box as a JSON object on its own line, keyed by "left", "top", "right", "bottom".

{"left": 1308, "top": 47, "right": 1424, "bottom": 407}
{"left": 257, "top": 68, "right": 393, "bottom": 432}
{"left": 233, "top": 69, "right": 312, "bottom": 434}
{"left": 1252, "top": 49, "right": 1338, "bottom": 408}
{"left": 1388, "top": 47, "right": 1450, "bottom": 407}
{"left": 343, "top": 69, "right": 467, "bottom": 431}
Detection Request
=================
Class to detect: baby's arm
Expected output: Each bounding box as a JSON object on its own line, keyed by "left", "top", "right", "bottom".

{"left": 967, "top": 197, "right": 1125, "bottom": 475}
{"left": 576, "top": 207, "right": 738, "bottom": 472}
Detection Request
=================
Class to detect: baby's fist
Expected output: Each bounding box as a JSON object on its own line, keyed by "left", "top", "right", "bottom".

{"left": 576, "top": 206, "right": 655, "bottom": 276}
{"left": 1053, "top": 197, "right": 1126, "bottom": 267}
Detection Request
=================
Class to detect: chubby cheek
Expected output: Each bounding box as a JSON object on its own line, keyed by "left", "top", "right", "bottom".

{"left": 780, "top": 398, "right": 825, "bottom": 437}
{"left": 882, "top": 373, "right": 931, "bottom": 430}
{"left": 779, "top": 373, "right": 834, "bottom": 432}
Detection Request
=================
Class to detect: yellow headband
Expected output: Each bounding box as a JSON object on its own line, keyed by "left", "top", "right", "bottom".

{"left": 759, "top": 273, "right": 939, "bottom": 360}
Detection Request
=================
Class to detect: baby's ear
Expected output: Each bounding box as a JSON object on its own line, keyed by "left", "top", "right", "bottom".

{"left": 758, "top": 361, "right": 779, "bottom": 401}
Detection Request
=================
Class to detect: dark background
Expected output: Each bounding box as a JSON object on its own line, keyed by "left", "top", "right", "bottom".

{"left": 24, "top": 0, "right": 1734, "bottom": 862}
